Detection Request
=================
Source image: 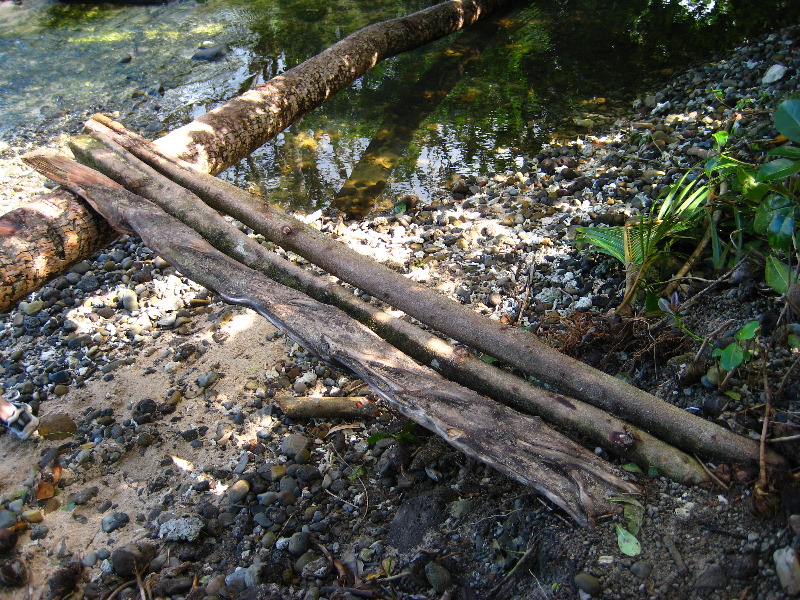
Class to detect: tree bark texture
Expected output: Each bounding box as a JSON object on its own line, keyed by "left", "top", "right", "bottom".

{"left": 153, "top": 0, "right": 513, "bottom": 175}
{"left": 80, "top": 115, "right": 784, "bottom": 471}
{"left": 0, "top": 191, "right": 115, "bottom": 311}
{"left": 0, "top": 0, "right": 510, "bottom": 312}
{"left": 65, "top": 121, "right": 711, "bottom": 484}
{"left": 23, "top": 151, "right": 640, "bottom": 527}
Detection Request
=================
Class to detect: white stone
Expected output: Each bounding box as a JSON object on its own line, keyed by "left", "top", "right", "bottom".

{"left": 762, "top": 64, "right": 788, "bottom": 84}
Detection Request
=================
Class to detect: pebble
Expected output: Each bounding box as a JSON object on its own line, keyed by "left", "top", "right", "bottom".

{"left": 226, "top": 479, "right": 250, "bottom": 504}
{"left": 574, "top": 572, "right": 601, "bottom": 596}
{"left": 101, "top": 512, "right": 130, "bottom": 533}
{"left": 425, "top": 561, "right": 452, "bottom": 593}
{"left": 159, "top": 515, "right": 205, "bottom": 542}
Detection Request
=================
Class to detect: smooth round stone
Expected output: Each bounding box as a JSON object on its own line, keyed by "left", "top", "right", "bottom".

{"left": 0, "top": 510, "right": 16, "bottom": 529}
{"left": 630, "top": 561, "right": 653, "bottom": 580}
{"left": 21, "top": 300, "right": 44, "bottom": 316}
{"left": 288, "top": 531, "right": 311, "bottom": 557}
{"left": 425, "top": 561, "right": 452, "bottom": 593}
{"left": 197, "top": 371, "right": 218, "bottom": 389}
{"left": 226, "top": 479, "right": 250, "bottom": 504}
{"left": 574, "top": 572, "right": 601, "bottom": 596}
{"left": 117, "top": 289, "right": 139, "bottom": 311}
{"left": 101, "top": 512, "right": 130, "bottom": 533}
{"left": 280, "top": 434, "right": 310, "bottom": 457}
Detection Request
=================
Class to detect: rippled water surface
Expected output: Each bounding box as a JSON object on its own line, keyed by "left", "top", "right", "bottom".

{"left": 1, "top": 0, "right": 798, "bottom": 212}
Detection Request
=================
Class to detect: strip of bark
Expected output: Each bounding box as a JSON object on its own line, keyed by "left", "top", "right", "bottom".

{"left": 23, "top": 152, "right": 640, "bottom": 526}
{"left": 275, "top": 397, "right": 380, "bottom": 420}
{"left": 83, "top": 114, "right": 785, "bottom": 471}
{"left": 65, "top": 123, "right": 710, "bottom": 484}
{"left": 0, "top": 0, "right": 511, "bottom": 311}
{"left": 153, "top": 0, "right": 514, "bottom": 175}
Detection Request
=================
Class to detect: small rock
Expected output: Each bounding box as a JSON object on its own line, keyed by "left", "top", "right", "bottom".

{"left": 574, "top": 572, "right": 601, "bottom": 596}
{"left": 117, "top": 289, "right": 139, "bottom": 311}
{"left": 288, "top": 531, "right": 311, "bottom": 557}
{"left": 192, "top": 43, "right": 229, "bottom": 61}
{"left": 774, "top": 547, "right": 800, "bottom": 595}
{"left": 280, "top": 433, "right": 310, "bottom": 457}
{"left": 630, "top": 561, "right": 653, "bottom": 580}
{"left": 425, "top": 561, "right": 452, "bottom": 593}
{"left": 693, "top": 564, "right": 726, "bottom": 589}
{"left": 762, "top": 64, "right": 788, "bottom": 84}
{"left": 226, "top": 479, "right": 250, "bottom": 504}
{"left": 196, "top": 371, "right": 218, "bottom": 389}
{"left": 158, "top": 515, "right": 205, "bottom": 542}
{"left": 101, "top": 512, "right": 129, "bottom": 533}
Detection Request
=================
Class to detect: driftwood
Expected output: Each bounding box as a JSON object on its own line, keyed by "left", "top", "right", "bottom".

{"left": 24, "top": 151, "right": 640, "bottom": 526}
{"left": 276, "top": 397, "right": 381, "bottom": 420}
{"left": 0, "top": 0, "right": 511, "bottom": 311}
{"left": 79, "top": 114, "right": 785, "bottom": 471}
{"left": 63, "top": 121, "right": 710, "bottom": 484}
{"left": 0, "top": 191, "right": 115, "bottom": 311}
{"left": 153, "top": 0, "right": 513, "bottom": 175}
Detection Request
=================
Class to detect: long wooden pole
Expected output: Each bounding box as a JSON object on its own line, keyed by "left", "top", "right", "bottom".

{"left": 78, "top": 115, "right": 784, "bottom": 470}
{"left": 23, "top": 150, "right": 639, "bottom": 527}
{"left": 58, "top": 124, "right": 710, "bottom": 484}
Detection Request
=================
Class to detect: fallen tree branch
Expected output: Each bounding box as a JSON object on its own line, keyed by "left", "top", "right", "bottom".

{"left": 275, "top": 396, "right": 381, "bottom": 420}
{"left": 153, "top": 0, "right": 513, "bottom": 175}
{"left": 0, "top": 0, "right": 511, "bottom": 311}
{"left": 60, "top": 124, "right": 710, "bottom": 484}
{"left": 23, "top": 152, "right": 640, "bottom": 527}
{"left": 81, "top": 114, "right": 785, "bottom": 471}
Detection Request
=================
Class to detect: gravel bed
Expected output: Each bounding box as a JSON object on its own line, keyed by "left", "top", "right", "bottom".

{"left": 1, "top": 24, "right": 800, "bottom": 600}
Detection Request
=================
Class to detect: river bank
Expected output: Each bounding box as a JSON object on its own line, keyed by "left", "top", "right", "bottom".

{"left": 1, "top": 22, "right": 800, "bottom": 600}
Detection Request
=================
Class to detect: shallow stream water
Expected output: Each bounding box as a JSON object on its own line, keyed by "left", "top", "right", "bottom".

{"left": 1, "top": 0, "right": 798, "bottom": 213}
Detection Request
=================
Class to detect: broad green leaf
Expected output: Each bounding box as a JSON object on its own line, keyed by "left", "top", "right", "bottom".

{"left": 616, "top": 524, "right": 641, "bottom": 556}
{"left": 735, "top": 320, "right": 760, "bottom": 341}
{"left": 713, "top": 131, "right": 729, "bottom": 148}
{"left": 767, "top": 146, "right": 800, "bottom": 160}
{"left": 754, "top": 194, "right": 796, "bottom": 250}
{"left": 647, "top": 466, "right": 660, "bottom": 477}
{"left": 393, "top": 202, "right": 407, "bottom": 214}
{"left": 655, "top": 295, "right": 671, "bottom": 315}
{"left": 788, "top": 334, "right": 800, "bottom": 349}
{"left": 624, "top": 503, "right": 645, "bottom": 536}
{"left": 480, "top": 354, "right": 499, "bottom": 364}
{"left": 736, "top": 167, "right": 769, "bottom": 201}
{"left": 724, "top": 390, "right": 741, "bottom": 400}
{"left": 367, "top": 432, "right": 389, "bottom": 445}
{"left": 756, "top": 158, "right": 800, "bottom": 182}
{"left": 717, "top": 343, "right": 745, "bottom": 371}
{"left": 765, "top": 254, "right": 800, "bottom": 295}
{"left": 644, "top": 290, "right": 671, "bottom": 314}
{"left": 775, "top": 99, "right": 800, "bottom": 143}
{"left": 348, "top": 465, "right": 366, "bottom": 480}
{"left": 621, "top": 463, "right": 644, "bottom": 474}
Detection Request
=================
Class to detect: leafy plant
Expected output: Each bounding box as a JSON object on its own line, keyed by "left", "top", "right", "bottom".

{"left": 706, "top": 99, "right": 800, "bottom": 296}
{"left": 575, "top": 172, "right": 711, "bottom": 309}
{"left": 712, "top": 320, "right": 759, "bottom": 372}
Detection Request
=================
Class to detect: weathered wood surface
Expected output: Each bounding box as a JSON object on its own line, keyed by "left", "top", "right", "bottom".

{"left": 24, "top": 151, "right": 641, "bottom": 527}
{"left": 80, "top": 115, "right": 784, "bottom": 471}
{"left": 0, "top": 191, "right": 115, "bottom": 311}
{"left": 0, "top": 0, "right": 511, "bottom": 311}
{"left": 67, "top": 121, "right": 711, "bottom": 484}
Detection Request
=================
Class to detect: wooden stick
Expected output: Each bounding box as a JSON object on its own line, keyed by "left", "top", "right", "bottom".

{"left": 80, "top": 115, "right": 784, "bottom": 471}
{"left": 61, "top": 127, "right": 710, "bottom": 484}
{"left": 275, "top": 396, "right": 381, "bottom": 420}
{"left": 23, "top": 152, "right": 640, "bottom": 527}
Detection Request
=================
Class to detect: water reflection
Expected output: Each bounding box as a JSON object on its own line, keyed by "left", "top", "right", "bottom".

{"left": 1, "top": 0, "right": 798, "bottom": 215}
